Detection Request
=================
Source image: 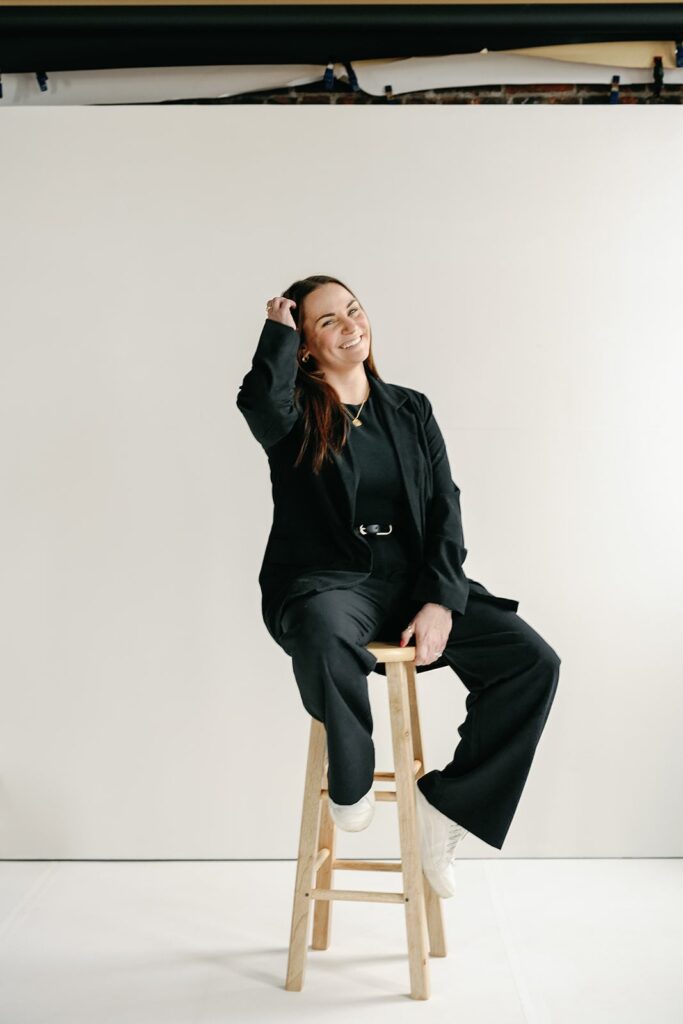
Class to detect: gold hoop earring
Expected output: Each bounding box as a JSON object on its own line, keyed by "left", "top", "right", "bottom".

{"left": 301, "top": 352, "right": 310, "bottom": 363}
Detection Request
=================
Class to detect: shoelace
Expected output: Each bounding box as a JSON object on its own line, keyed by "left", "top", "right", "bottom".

{"left": 445, "top": 822, "right": 469, "bottom": 858}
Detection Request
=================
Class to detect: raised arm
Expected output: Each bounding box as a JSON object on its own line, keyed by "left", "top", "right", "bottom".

{"left": 236, "top": 316, "right": 302, "bottom": 450}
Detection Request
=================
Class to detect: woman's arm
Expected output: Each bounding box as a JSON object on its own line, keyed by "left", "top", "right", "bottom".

{"left": 236, "top": 318, "right": 301, "bottom": 450}
{"left": 409, "top": 394, "right": 470, "bottom": 615}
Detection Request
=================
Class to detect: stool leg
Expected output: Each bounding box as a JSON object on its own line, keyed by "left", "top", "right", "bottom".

{"left": 285, "top": 716, "right": 326, "bottom": 992}
{"left": 405, "top": 660, "right": 448, "bottom": 958}
{"left": 312, "top": 752, "right": 336, "bottom": 950}
{"left": 386, "top": 660, "right": 431, "bottom": 1000}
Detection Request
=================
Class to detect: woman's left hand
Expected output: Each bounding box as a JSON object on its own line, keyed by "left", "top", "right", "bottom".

{"left": 399, "top": 603, "right": 452, "bottom": 666}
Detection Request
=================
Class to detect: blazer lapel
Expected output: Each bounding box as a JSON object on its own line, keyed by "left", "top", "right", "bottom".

{"left": 372, "top": 375, "right": 425, "bottom": 543}
{"left": 329, "top": 440, "right": 359, "bottom": 530}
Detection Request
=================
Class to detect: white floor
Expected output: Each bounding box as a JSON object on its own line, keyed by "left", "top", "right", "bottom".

{"left": 0, "top": 858, "right": 681, "bottom": 1023}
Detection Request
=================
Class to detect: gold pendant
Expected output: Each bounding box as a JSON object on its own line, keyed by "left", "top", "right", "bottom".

{"left": 352, "top": 417, "right": 362, "bottom": 426}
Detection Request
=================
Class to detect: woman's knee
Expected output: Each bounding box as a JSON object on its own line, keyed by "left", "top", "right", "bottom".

{"left": 531, "top": 637, "right": 561, "bottom": 700}
{"left": 514, "top": 621, "right": 561, "bottom": 693}
{"left": 281, "top": 590, "right": 360, "bottom": 651}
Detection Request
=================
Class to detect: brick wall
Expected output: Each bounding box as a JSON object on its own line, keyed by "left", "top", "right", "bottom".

{"left": 195, "top": 81, "right": 683, "bottom": 104}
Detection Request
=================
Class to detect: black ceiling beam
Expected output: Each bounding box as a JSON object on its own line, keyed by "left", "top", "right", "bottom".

{"left": 1, "top": 4, "right": 682, "bottom": 73}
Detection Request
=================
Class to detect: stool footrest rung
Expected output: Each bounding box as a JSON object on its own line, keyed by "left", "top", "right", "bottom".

{"left": 374, "top": 760, "right": 421, "bottom": 780}
{"left": 321, "top": 761, "right": 421, "bottom": 788}
{"left": 313, "top": 847, "right": 331, "bottom": 872}
{"left": 320, "top": 787, "right": 401, "bottom": 802}
{"left": 307, "top": 887, "right": 406, "bottom": 904}
{"left": 332, "top": 859, "right": 402, "bottom": 872}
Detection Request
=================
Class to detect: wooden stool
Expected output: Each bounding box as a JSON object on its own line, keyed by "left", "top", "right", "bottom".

{"left": 284, "top": 640, "right": 448, "bottom": 1000}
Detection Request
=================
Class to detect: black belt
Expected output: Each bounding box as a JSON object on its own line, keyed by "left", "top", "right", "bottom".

{"left": 354, "top": 522, "right": 393, "bottom": 537}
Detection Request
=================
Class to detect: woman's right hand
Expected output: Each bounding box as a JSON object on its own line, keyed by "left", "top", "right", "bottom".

{"left": 265, "top": 296, "right": 297, "bottom": 329}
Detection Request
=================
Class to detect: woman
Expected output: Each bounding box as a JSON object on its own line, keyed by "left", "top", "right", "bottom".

{"left": 236, "top": 274, "right": 560, "bottom": 897}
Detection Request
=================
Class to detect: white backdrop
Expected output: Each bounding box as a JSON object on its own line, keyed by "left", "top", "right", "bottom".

{"left": 1, "top": 106, "right": 681, "bottom": 860}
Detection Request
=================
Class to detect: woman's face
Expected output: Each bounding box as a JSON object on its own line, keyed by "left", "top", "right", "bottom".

{"left": 300, "top": 283, "right": 371, "bottom": 371}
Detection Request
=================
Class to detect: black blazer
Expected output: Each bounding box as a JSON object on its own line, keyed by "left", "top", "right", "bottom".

{"left": 236, "top": 318, "right": 519, "bottom": 654}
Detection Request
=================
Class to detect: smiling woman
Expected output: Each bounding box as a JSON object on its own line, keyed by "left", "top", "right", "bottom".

{"left": 236, "top": 275, "right": 560, "bottom": 862}
{"left": 295, "top": 281, "right": 372, "bottom": 396}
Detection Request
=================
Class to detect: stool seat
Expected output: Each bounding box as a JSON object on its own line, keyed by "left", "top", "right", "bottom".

{"left": 366, "top": 640, "right": 419, "bottom": 662}
{"left": 284, "top": 639, "right": 449, "bottom": 1000}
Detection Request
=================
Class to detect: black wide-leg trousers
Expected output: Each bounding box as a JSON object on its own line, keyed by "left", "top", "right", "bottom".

{"left": 278, "top": 536, "right": 561, "bottom": 851}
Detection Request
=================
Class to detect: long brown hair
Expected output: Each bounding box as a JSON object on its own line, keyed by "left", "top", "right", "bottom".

{"left": 282, "top": 274, "right": 383, "bottom": 474}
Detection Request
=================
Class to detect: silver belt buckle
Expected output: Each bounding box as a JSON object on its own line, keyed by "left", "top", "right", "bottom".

{"left": 359, "top": 523, "right": 393, "bottom": 536}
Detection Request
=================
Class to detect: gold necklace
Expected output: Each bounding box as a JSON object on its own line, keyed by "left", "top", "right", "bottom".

{"left": 342, "top": 387, "right": 370, "bottom": 427}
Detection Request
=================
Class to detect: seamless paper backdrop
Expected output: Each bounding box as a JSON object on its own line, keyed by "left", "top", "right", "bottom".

{"left": 1, "top": 106, "right": 681, "bottom": 858}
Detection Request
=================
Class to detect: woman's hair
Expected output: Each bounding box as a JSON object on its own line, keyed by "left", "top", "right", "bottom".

{"left": 281, "top": 274, "right": 383, "bottom": 474}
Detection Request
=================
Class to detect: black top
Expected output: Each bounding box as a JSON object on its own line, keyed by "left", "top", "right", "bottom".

{"left": 341, "top": 393, "right": 414, "bottom": 568}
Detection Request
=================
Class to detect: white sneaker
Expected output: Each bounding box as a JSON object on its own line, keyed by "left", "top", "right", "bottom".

{"left": 328, "top": 787, "right": 376, "bottom": 832}
{"left": 415, "top": 783, "right": 469, "bottom": 898}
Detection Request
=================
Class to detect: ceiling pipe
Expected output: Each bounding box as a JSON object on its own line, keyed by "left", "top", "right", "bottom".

{"left": 2, "top": 4, "right": 683, "bottom": 73}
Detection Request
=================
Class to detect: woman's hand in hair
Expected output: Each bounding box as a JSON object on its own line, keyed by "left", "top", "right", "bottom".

{"left": 266, "top": 296, "right": 297, "bottom": 329}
